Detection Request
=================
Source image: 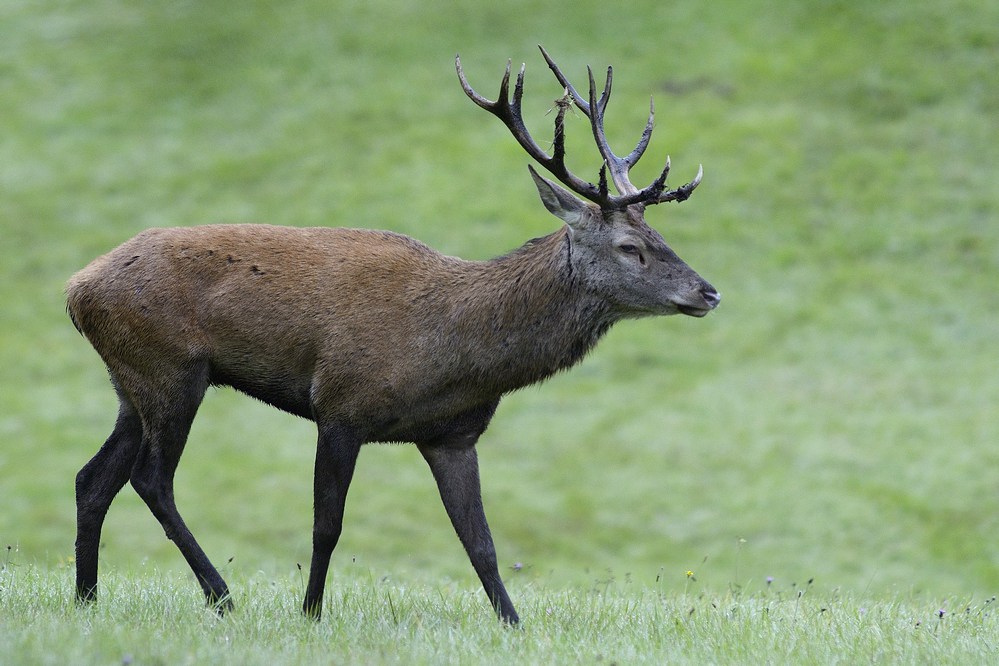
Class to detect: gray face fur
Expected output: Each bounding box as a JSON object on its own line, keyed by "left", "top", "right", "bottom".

{"left": 529, "top": 166, "right": 720, "bottom": 319}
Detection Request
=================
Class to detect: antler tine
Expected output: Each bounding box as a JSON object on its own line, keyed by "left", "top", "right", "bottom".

{"left": 595, "top": 65, "right": 612, "bottom": 116}
{"left": 615, "top": 159, "right": 703, "bottom": 207}
{"left": 538, "top": 45, "right": 589, "bottom": 113}
{"left": 622, "top": 97, "right": 655, "bottom": 169}
{"left": 586, "top": 65, "right": 639, "bottom": 196}
{"left": 656, "top": 163, "right": 703, "bottom": 203}
{"left": 637, "top": 154, "right": 672, "bottom": 203}
{"left": 456, "top": 53, "right": 603, "bottom": 203}
{"left": 456, "top": 54, "right": 507, "bottom": 111}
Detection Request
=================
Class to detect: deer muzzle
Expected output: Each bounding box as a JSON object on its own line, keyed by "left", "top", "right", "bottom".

{"left": 676, "top": 285, "right": 721, "bottom": 318}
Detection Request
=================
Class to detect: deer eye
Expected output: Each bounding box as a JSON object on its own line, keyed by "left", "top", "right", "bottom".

{"left": 617, "top": 243, "right": 647, "bottom": 266}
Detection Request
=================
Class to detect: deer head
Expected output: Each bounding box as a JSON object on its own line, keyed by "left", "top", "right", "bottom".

{"left": 456, "top": 46, "right": 719, "bottom": 318}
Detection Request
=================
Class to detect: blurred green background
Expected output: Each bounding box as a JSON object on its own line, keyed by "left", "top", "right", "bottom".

{"left": 2, "top": 0, "right": 997, "bottom": 600}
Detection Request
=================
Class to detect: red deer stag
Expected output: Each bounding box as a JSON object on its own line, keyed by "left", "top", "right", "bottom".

{"left": 67, "top": 46, "right": 719, "bottom": 624}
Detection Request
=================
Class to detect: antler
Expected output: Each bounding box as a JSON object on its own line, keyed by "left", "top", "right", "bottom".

{"left": 455, "top": 54, "right": 604, "bottom": 203}
{"left": 455, "top": 46, "right": 702, "bottom": 209}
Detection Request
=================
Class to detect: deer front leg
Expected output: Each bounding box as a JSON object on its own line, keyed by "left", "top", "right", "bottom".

{"left": 302, "top": 423, "right": 362, "bottom": 620}
{"left": 418, "top": 442, "right": 519, "bottom": 625}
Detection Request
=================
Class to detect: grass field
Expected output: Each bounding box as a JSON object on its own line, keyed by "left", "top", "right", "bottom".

{"left": 4, "top": 566, "right": 999, "bottom": 665}
{"left": 2, "top": 0, "right": 998, "bottom": 662}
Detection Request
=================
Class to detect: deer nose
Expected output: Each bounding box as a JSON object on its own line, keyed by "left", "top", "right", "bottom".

{"left": 701, "top": 287, "right": 721, "bottom": 309}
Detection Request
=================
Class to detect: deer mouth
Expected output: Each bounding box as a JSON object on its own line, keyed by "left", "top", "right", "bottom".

{"left": 677, "top": 304, "right": 712, "bottom": 317}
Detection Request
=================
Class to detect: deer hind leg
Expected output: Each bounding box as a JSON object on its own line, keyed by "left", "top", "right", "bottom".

{"left": 75, "top": 386, "right": 143, "bottom": 603}
{"left": 124, "top": 362, "right": 232, "bottom": 611}
{"left": 418, "top": 441, "right": 519, "bottom": 625}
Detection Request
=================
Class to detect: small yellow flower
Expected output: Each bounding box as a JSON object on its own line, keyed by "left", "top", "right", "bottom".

{"left": 686, "top": 570, "right": 695, "bottom": 578}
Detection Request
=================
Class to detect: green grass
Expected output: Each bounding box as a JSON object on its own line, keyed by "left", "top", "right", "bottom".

{"left": 2, "top": 0, "right": 999, "bottom": 662}
{"left": 4, "top": 563, "right": 999, "bottom": 665}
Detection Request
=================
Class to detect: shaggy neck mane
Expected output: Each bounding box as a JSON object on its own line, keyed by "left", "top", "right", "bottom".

{"left": 448, "top": 226, "right": 616, "bottom": 392}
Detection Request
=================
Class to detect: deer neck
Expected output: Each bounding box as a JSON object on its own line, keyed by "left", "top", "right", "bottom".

{"left": 451, "top": 227, "right": 616, "bottom": 391}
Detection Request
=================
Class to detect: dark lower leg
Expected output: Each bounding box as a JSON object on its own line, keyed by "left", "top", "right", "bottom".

{"left": 131, "top": 452, "right": 231, "bottom": 610}
{"left": 75, "top": 405, "right": 142, "bottom": 602}
{"left": 302, "top": 424, "right": 361, "bottom": 620}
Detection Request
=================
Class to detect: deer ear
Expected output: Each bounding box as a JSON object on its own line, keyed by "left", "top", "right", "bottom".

{"left": 528, "top": 165, "right": 592, "bottom": 228}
